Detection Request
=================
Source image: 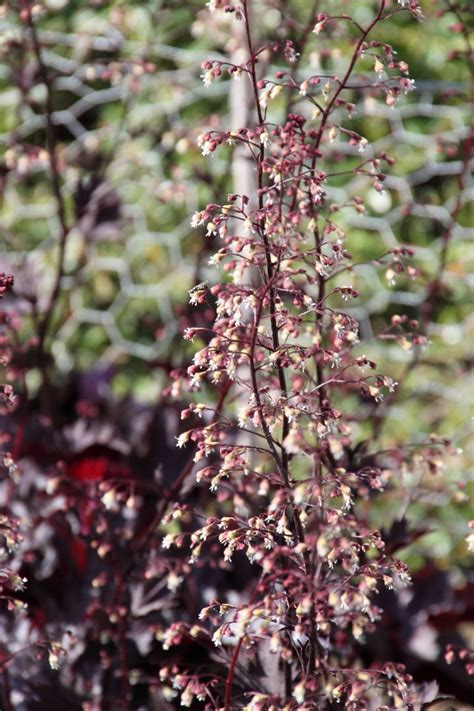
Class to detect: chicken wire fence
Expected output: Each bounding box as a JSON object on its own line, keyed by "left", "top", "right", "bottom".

{"left": 0, "top": 3, "right": 472, "bottom": 445}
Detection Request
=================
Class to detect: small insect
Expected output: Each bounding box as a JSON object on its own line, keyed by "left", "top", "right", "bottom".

{"left": 188, "top": 281, "right": 209, "bottom": 305}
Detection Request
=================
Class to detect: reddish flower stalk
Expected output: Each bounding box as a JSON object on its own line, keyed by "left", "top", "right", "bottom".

{"left": 162, "top": 1, "right": 456, "bottom": 708}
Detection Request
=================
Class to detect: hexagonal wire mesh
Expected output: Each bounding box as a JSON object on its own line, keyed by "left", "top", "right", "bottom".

{"left": 0, "top": 2, "right": 472, "bottom": 452}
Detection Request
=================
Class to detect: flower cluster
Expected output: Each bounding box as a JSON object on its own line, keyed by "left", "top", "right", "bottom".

{"left": 0, "top": 275, "right": 28, "bottom": 615}
{"left": 156, "top": 1, "right": 456, "bottom": 708}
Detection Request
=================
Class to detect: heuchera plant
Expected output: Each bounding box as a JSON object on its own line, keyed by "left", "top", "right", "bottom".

{"left": 0, "top": 273, "right": 26, "bottom": 601}
{"left": 0, "top": 273, "right": 26, "bottom": 610}
{"left": 159, "top": 1, "right": 454, "bottom": 709}
{"left": 0, "top": 274, "right": 53, "bottom": 682}
{"left": 1, "top": 0, "right": 471, "bottom": 708}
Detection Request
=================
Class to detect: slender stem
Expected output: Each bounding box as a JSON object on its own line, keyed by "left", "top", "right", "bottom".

{"left": 26, "top": 10, "right": 70, "bottom": 404}
{"left": 284, "top": 0, "right": 320, "bottom": 116}
{"left": 242, "top": 0, "right": 321, "bottom": 683}
{"left": 1, "top": 666, "right": 13, "bottom": 711}
{"left": 309, "top": 3, "right": 386, "bottom": 418}
{"left": 117, "top": 613, "right": 131, "bottom": 711}
{"left": 242, "top": 0, "right": 291, "bottom": 481}
{"left": 312, "top": 0, "right": 387, "bottom": 156}
{"left": 224, "top": 635, "right": 245, "bottom": 710}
